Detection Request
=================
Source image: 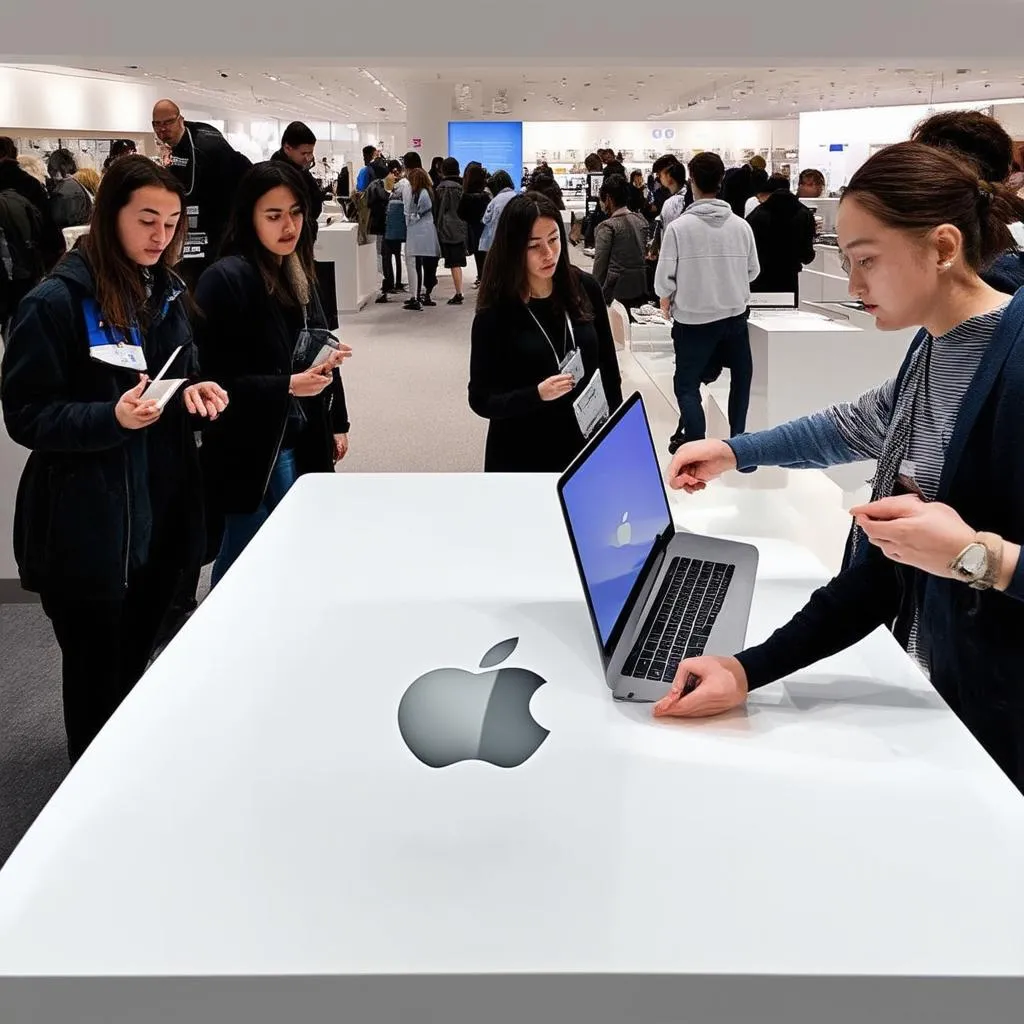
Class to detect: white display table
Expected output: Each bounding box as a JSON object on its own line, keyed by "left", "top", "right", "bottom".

{"left": 313, "top": 220, "right": 378, "bottom": 314}
{"left": 0, "top": 473, "right": 1022, "bottom": 1023}
{"left": 801, "top": 244, "right": 854, "bottom": 303}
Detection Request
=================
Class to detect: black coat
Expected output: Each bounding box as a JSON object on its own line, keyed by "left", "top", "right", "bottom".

{"left": 194, "top": 255, "right": 350, "bottom": 514}
{"left": 457, "top": 189, "right": 490, "bottom": 253}
{"left": 0, "top": 158, "right": 65, "bottom": 270}
{"left": 271, "top": 150, "right": 325, "bottom": 240}
{"left": 469, "top": 272, "right": 624, "bottom": 472}
{"left": 747, "top": 190, "right": 816, "bottom": 296}
{"left": 48, "top": 176, "right": 93, "bottom": 230}
{"left": 166, "top": 121, "right": 251, "bottom": 263}
{"left": 0, "top": 250, "right": 204, "bottom": 600}
{"left": 721, "top": 164, "right": 755, "bottom": 218}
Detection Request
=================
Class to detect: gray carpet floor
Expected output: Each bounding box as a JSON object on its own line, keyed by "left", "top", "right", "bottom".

{"left": 0, "top": 264, "right": 495, "bottom": 868}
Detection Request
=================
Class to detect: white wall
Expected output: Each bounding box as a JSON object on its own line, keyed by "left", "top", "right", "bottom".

{"left": 0, "top": 65, "right": 161, "bottom": 133}
{"left": 994, "top": 102, "right": 1024, "bottom": 139}
{"left": 798, "top": 100, "right": 1002, "bottom": 192}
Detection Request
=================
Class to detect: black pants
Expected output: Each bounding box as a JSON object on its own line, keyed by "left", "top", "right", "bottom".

{"left": 40, "top": 560, "right": 182, "bottom": 764}
{"left": 407, "top": 255, "right": 439, "bottom": 298}
{"left": 473, "top": 250, "right": 485, "bottom": 279}
{"left": 584, "top": 209, "right": 608, "bottom": 248}
{"left": 671, "top": 314, "right": 753, "bottom": 441}
{"left": 382, "top": 240, "right": 403, "bottom": 291}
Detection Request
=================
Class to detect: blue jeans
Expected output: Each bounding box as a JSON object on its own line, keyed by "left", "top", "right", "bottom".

{"left": 211, "top": 449, "right": 298, "bottom": 587}
{"left": 671, "top": 314, "right": 752, "bottom": 441}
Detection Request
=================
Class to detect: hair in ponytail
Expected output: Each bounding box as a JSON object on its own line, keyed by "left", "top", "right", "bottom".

{"left": 842, "top": 141, "right": 1024, "bottom": 272}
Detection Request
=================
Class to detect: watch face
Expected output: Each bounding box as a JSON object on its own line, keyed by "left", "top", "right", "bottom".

{"left": 961, "top": 544, "right": 987, "bottom": 576}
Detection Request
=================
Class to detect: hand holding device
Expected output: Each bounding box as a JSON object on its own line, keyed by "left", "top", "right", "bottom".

{"left": 538, "top": 374, "right": 575, "bottom": 401}
{"left": 850, "top": 494, "right": 977, "bottom": 579}
{"left": 667, "top": 439, "right": 737, "bottom": 493}
{"left": 116, "top": 377, "right": 162, "bottom": 430}
{"left": 653, "top": 656, "right": 749, "bottom": 719}
{"left": 289, "top": 364, "right": 334, "bottom": 398}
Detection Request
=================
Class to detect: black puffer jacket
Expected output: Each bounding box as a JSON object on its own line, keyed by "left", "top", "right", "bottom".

{"left": 0, "top": 250, "right": 205, "bottom": 599}
{"left": 48, "top": 176, "right": 93, "bottom": 230}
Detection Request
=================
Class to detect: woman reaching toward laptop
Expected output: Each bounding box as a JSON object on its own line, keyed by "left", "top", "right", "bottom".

{"left": 654, "top": 141, "right": 1024, "bottom": 795}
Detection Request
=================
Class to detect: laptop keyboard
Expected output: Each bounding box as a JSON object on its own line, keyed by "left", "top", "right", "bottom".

{"left": 621, "top": 557, "right": 735, "bottom": 683}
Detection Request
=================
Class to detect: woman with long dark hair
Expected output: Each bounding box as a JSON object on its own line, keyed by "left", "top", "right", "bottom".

{"left": 429, "top": 156, "right": 445, "bottom": 189}
{"left": 469, "top": 192, "right": 623, "bottom": 472}
{"left": 1, "top": 155, "right": 228, "bottom": 762}
{"left": 458, "top": 162, "right": 491, "bottom": 285}
{"left": 657, "top": 141, "right": 1024, "bottom": 793}
{"left": 193, "top": 160, "right": 352, "bottom": 585}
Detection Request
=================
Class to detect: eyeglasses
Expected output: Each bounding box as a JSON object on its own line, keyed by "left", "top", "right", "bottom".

{"left": 152, "top": 116, "right": 181, "bottom": 131}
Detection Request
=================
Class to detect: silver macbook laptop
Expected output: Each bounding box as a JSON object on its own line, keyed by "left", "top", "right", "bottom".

{"left": 557, "top": 392, "right": 758, "bottom": 702}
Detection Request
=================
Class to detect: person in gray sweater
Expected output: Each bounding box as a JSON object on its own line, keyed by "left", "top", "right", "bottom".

{"left": 592, "top": 174, "right": 649, "bottom": 312}
{"left": 656, "top": 152, "right": 759, "bottom": 453}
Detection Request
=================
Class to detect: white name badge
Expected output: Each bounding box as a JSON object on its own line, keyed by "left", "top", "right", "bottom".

{"left": 573, "top": 369, "right": 610, "bottom": 439}
{"left": 90, "top": 343, "right": 147, "bottom": 372}
{"left": 559, "top": 347, "right": 585, "bottom": 385}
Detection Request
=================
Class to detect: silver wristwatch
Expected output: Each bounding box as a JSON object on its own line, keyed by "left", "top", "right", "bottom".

{"left": 949, "top": 533, "right": 1002, "bottom": 590}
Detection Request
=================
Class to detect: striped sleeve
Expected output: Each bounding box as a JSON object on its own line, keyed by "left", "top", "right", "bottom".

{"left": 822, "top": 376, "right": 898, "bottom": 462}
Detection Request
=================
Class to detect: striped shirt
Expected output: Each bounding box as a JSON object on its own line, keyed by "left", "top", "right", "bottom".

{"left": 824, "top": 303, "right": 1009, "bottom": 664}
{"left": 825, "top": 305, "right": 1008, "bottom": 497}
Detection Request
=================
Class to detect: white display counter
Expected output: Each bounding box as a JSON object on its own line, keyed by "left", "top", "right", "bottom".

{"left": 628, "top": 304, "right": 914, "bottom": 503}
{"left": 801, "top": 244, "right": 853, "bottom": 303}
{"left": 313, "top": 220, "right": 378, "bottom": 315}
{"left": 0, "top": 473, "right": 1022, "bottom": 1024}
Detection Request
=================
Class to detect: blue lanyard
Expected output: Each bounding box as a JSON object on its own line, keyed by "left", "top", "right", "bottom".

{"left": 82, "top": 297, "right": 143, "bottom": 350}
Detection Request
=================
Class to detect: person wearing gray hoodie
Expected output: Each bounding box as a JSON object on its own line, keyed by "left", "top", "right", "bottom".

{"left": 655, "top": 152, "right": 759, "bottom": 454}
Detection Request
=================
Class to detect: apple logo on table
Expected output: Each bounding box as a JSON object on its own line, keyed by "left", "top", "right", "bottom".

{"left": 398, "top": 638, "right": 549, "bottom": 769}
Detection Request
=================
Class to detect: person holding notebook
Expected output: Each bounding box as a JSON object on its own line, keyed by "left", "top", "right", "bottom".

{"left": 193, "top": 160, "right": 351, "bottom": 586}
{"left": 0, "top": 155, "right": 228, "bottom": 764}
{"left": 469, "top": 192, "right": 623, "bottom": 472}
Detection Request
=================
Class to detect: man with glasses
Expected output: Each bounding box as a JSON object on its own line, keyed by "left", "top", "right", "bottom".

{"left": 151, "top": 99, "right": 251, "bottom": 287}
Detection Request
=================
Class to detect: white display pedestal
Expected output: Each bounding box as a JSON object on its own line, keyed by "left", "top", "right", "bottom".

{"left": 313, "top": 221, "right": 378, "bottom": 314}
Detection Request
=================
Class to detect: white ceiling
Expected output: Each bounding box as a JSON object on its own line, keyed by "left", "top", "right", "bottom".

{"left": 17, "top": 61, "right": 1024, "bottom": 125}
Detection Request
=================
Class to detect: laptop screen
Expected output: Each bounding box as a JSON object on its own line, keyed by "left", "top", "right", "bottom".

{"left": 559, "top": 397, "right": 671, "bottom": 647}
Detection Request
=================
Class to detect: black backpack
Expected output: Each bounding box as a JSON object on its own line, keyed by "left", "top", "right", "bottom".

{"left": 366, "top": 178, "right": 390, "bottom": 235}
{"left": 0, "top": 188, "right": 46, "bottom": 317}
